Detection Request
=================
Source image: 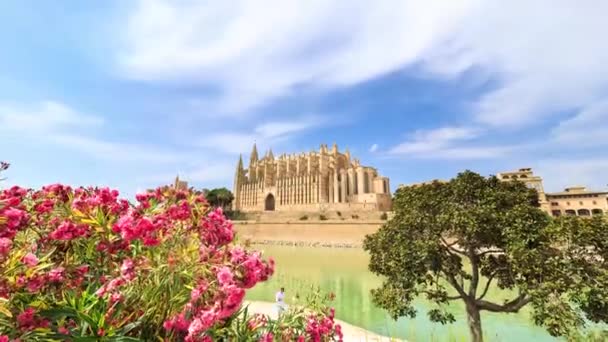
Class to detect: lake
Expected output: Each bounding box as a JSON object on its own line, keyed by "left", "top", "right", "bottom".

{"left": 245, "top": 245, "right": 561, "bottom": 341}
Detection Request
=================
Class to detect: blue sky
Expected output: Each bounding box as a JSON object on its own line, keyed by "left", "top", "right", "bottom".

{"left": 1, "top": 0, "right": 607, "bottom": 197}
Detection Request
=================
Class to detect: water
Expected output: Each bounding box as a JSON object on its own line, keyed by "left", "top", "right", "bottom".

{"left": 245, "top": 245, "right": 561, "bottom": 342}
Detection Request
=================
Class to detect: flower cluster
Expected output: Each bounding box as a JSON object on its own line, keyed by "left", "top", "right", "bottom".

{"left": 0, "top": 183, "right": 341, "bottom": 341}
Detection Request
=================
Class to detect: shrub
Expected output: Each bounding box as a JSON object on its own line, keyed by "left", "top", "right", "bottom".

{"left": 380, "top": 212, "right": 388, "bottom": 220}
{"left": 319, "top": 215, "right": 328, "bottom": 221}
{"left": 336, "top": 211, "right": 342, "bottom": 217}
{"left": 0, "top": 184, "right": 343, "bottom": 341}
{"left": 225, "top": 210, "right": 247, "bottom": 220}
{"left": 299, "top": 215, "right": 308, "bottom": 221}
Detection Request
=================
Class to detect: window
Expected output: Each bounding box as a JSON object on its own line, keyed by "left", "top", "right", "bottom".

{"left": 593, "top": 201, "right": 597, "bottom": 205}
{"left": 551, "top": 210, "right": 561, "bottom": 217}
{"left": 565, "top": 210, "right": 576, "bottom": 216}
{"left": 566, "top": 202, "right": 570, "bottom": 206}
{"left": 579, "top": 201, "right": 583, "bottom": 205}
{"left": 551, "top": 202, "right": 559, "bottom": 206}
{"left": 578, "top": 209, "right": 590, "bottom": 216}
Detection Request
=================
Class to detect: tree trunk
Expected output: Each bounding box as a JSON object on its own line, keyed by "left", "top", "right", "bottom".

{"left": 466, "top": 304, "right": 483, "bottom": 342}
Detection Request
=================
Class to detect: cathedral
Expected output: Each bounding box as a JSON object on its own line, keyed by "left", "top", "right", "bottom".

{"left": 233, "top": 143, "right": 392, "bottom": 212}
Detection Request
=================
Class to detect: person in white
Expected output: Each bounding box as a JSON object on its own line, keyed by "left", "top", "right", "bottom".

{"left": 275, "top": 287, "right": 287, "bottom": 316}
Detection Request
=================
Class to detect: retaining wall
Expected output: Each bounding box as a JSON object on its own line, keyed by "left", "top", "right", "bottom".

{"left": 233, "top": 220, "right": 385, "bottom": 247}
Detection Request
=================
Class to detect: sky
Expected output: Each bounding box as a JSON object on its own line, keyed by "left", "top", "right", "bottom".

{"left": 1, "top": 0, "right": 607, "bottom": 198}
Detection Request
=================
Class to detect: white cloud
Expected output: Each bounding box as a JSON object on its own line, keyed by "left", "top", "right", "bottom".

{"left": 390, "top": 126, "right": 474, "bottom": 153}
{"left": 117, "top": 0, "right": 608, "bottom": 184}
{"left": 369, "top": 144, "right": 378, "bottom": 153}
{"left": 424, "top": 1, "right": 608, "bottom": 128}
{"left": 0, "top": 100, "right": 183, "bottom": 164}
{"left": 551, "top": 101, "right": 608, "bottom": 146}
{"left": 120, "top": 0, "right": 608, "bottom": 127}
{"left": 0, "top": 100, "right": 103, "bottom": 132}
{"left": 197, "top": 116, "right": 323, "bottom": 154}
{"left": 119, "top": 0, "right": 475, "bottom": 114}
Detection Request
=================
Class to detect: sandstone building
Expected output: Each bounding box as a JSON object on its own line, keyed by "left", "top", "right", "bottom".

{"left": 497, "top": 168, "right": 607, "bottom": 217}
{"left": 233, "top": 143, "right": 392, "bottom": 212}
{"left": 400, "top": 168, "right": 607, "bottom": 217}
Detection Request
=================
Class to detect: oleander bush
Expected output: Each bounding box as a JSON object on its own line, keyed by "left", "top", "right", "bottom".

{"left": 0, "top": 168, "right": 343, "bottom": 341}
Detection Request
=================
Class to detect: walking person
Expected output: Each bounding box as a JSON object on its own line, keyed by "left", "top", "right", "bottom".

{"left": 275, "top": 287, "right": 287, "bottom": 316}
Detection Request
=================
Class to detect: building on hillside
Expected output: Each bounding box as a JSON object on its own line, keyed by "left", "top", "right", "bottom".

{"left": 233, "top": 143, "right": 392, "bottom": 212}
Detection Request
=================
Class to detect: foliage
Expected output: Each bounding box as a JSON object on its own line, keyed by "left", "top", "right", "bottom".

{"left": 319, "top": 215, "right": 328, "bottom": 221}
{"left": 379, "top": 212, "right": 388, "bottom": 220}
{"left": 0, "top": 184, "right": 343, "bottom": 341}
{"left": 225, "top": 210, "right": 247, "bottom": 221}
{"left": 364, "top": 170, "right": 608, "bottom": 342}
{"left": 205, "top": 188, "right": 234, "bottom": 210}
{"left": 299, "top": 215, "right": 308, "bottom": 221}
{"left": 213, "top": 289, "right": 342, "bottom": 341}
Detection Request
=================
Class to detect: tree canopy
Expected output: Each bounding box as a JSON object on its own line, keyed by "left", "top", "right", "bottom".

{"left": 364, "top": 170, "right": 608, "bottom": 342}
{"left": 205, "top": 187, "right": 235, "bottom": 209}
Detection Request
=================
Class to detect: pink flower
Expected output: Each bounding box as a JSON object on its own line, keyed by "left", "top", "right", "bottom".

{"left": 0, "top": 335, "right": 8, "bottom": 342}
{"left": 17, "top": 307, "right": 36, "bottom": 329}
{"left": 120, "top": 258, "right": 135, "bottom": 281}
{"left": 22, "top": 253, "right": 38, "bottom": 267}
{"left": 259, "top": 333, "right": 273, "bottom": 342}
{"left": 110, "top": 292, "right": 123, "bottom": 304}
{"left": 216, "top": 267, "right": 234, "bottom": 285}
{"left": 48, "top": 267, "right": 65, "bottom": 282}
{"left": 49, "top": 221, "right": 89, "bottom": 240}
{"left": 26, "top": 275, "right": 45, "bottom": 293}
{"left": 0, "top": 238, "right": 12, "bottom": 256}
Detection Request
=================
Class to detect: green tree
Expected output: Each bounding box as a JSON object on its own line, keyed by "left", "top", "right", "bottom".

{"left": 206, "top": 187, "right": 235, "bottom": 210}
{"left": 364, "top": 170, "right": 608, "bottom": 342}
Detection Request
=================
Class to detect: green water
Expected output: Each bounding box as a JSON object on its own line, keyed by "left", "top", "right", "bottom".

{"left": 245, "top": 245, "right": 561, "bottom": 342}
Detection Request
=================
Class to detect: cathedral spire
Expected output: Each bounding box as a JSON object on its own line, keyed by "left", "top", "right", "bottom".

{"left": 237, "top": 154, "right": 243, "bottom": 169}
{"left": 250, "top": 142, "right": 259, "bottom": 164}
{"left": 268, "top": 148, "right": 274, "bottom": 160}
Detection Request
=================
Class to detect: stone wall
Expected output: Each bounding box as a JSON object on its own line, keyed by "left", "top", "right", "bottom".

{"left": 233, "top": 221, "right": 385, "bottom": 248}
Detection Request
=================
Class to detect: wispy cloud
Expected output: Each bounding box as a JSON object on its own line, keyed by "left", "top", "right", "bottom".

{"left": 0, "top": 100, "right": 184, "bottom": 164}
{"left": 197, "top": 116, "right": 324, "bottom": 154}
{"left": 0, "top": 100, "right": 103, "bottom": 132}
{"left": 369, "top": 144, "right": 378, "bottom": 153}
{"left": 119, "top": 0, "right": 474, "bottom": 114}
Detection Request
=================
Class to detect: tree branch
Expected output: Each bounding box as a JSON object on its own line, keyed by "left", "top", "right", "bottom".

{"left": 477, "top": 249, "right": 504, "bottom": 257}
{"left": 447, "top": 295, "right": 463, "bottom": 300}
{"left": 477, "top": 271, "right": 498, "bottom": 301}
{"left": 443, "top": 272, "right": 468, "bottom": 299}
{"left": 440, "top": 237, "right": 467, "bottom": 256}
{"left": 476, "top": 294, "right": 531, "bottom": 313}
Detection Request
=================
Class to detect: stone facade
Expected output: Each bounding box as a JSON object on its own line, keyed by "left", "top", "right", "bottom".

{"left": 497, "top": 168, "right": 607, "bottom": 217}
{"left": 233, "top": 143, "right": 392, "bottom": 212}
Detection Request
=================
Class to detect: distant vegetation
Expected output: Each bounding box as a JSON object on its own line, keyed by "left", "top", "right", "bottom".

{"left": 319, "top": 214, "right": 328, "bottom": 221}
{"left": 379, "top": 212, "right": 388, "bottom": 220}
{"left": 299, "top": 215, "right": 309, "bottom": 221}
{"left": 204, "top": 187, "right": 234, "bottom": 210}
